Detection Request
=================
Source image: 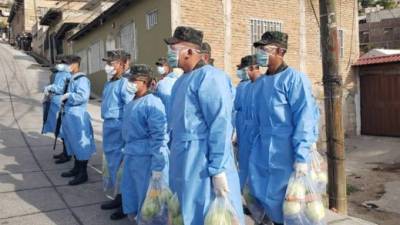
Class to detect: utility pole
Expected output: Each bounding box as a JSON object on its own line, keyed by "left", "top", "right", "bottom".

{"left": 319, "top": 0, "right": 347, "bottom": 214}
{"left": 33, "top": 0, "right": 39, "bottom": 36}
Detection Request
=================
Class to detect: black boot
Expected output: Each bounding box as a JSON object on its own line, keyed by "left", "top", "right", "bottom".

{"left": 110, "top": 206, "right": 127, "bottom": 220}
{"left": 68, "top": 160, "right": 88, "bottom": 186}
{"left": 53, "top": 152, "right": 64, "bottom": 159}
{"left": 101, "top": 194, "right": 122, "bottom": 210}
{"left": 55, "top": 154, "right": 71, "bottom": 164}
{"left": 61, "top": 157, "right": 79, "bottom": 177}
{"left": 55, "top": 140, "right": 71, "bottom": 164}
{"left": 53, "top": 139, "right": 68, "bottom": 159}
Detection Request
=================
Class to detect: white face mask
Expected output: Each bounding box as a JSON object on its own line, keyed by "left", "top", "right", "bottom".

{"left": 104, "top": 64, "right": 116, "bottom": 81}
{"left": 126, "top": 82, "right": 137, "bottom": 95}
{"left": 157, "top": 66, "right": 166, "bottom": 75}
{"left": 55, "top": 64, "right": 66, "bottom": 72}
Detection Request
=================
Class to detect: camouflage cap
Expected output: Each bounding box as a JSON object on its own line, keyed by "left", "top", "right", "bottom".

{"left": 60, "top": 55, "right": 73, "bottom": 65}
{"left": 102, "top": 49, "right": 129, "bottom": 62}
{"left": 253, "top": 31, "right": 288, "bottom": 49}
{"left": 201, "top": 42, "right": 212, "bottom": 54}
{"left": 164, "top": 26, "right": 203, "bottom": 47}
{"left": 237, "top": 55, "right": 258, "bottom": 69}
{"left": 155, "top": 57, "right": 168, "bottom": 66}
{"left": 129, "top": 64, "right": 153, "bottom": 81}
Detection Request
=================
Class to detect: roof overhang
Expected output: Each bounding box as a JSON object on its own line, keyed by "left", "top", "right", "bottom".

{"left": 40, "top": 8, "right": 62, "bottom": 26}
{"left": 353, "top": 54, "right": 400, "bottom": 66}
{"left": 55, "top": 22, "right": 79, "bottom": 40}
{"left": 68, "top": 0, "right": 133, "bottom": 41}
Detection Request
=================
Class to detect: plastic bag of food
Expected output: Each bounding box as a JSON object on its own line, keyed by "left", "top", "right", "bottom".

{"left": 139, "top": 178, "right": 172, "bottom": 225}
{"left": 102, "top": 154, "right": 124, "bottom": 198}
{"left": 243, "top": 184, "right": 266, "bottom": 224}
{"left": 309, "top": 144, "right": 328, "bottom": 194}
{"left": 205, "top": 196, "right": 241, "bottom": 225}
{"left": 283, "top": 172, "right": 326, "bottom": 225}
{"left": 167, "top": 194, "right": 184, "bottom": 225}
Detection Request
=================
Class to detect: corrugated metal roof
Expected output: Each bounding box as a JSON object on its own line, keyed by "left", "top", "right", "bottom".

{"left": 360, "top": 49, "right": 400, "bottom": 58}
{"left": 353, "top": 54, "right": 400, "bottom": 66}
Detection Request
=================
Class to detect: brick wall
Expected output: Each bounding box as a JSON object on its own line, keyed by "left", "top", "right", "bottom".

{"left": 360, "top": 18, "right": 400, "bottom": 52}
{"left": 178, "top": 0, "right": 360, "bottom": 137}
{"left": 179, "top": 0, "right": 226, "bottom": 71}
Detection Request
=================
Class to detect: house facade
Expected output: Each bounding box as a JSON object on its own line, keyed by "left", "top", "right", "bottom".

{"left": 67, "top": 0, "right": 171, "bottom": 97}
{"left": 7, "top": 0, "right": 56, "bottom": 45}
{"left": 66, "top": 0, "right": 359, "bottom": 136}
{"left": 359, "top": 8, "right": 400, "bottom": 54}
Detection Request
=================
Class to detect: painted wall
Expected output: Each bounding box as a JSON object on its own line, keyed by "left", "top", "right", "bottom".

{"left": 71, "top": 0, "right": 172, "bottom": 96}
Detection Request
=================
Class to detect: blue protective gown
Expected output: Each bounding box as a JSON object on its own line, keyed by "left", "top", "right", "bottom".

{"left": 101, "top": 77, "right": 134, "bottom": 190}
{"left": 237, "top": 78, "right": 260, "bottom": 189}
{"left": 248, "top": 67, "right": 319, "bottom": 223}
{"left": 312, "top": 101, "right": 321, "bottom": 144}
{"left": 234, "top": 80, "right": 250, "bottom": 141}
{"left": 121, "top": 94, "right": 169, "bottom": 216}
{"left": 168, "top": 64, "right": 245, "bottom": 225}
{"left": 42, "top": 70, "right": 71, "bottom": 134}
{"left": 155, "top": 72, "right": 178, "bottom": 116}
{"left": 61, "top": 73, "right": 96, "bottom": 159}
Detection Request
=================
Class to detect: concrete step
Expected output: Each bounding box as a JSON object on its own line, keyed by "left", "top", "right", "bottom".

{"left": 326, "top": 210, "right": 377, "bottom": 225}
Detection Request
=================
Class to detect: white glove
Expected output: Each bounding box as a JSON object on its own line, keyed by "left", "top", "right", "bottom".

{"left": 294, "top": 163, "right": 308, "bottom": 177}
{"left": 212, "top": 172, "right": 229, "bottom": 197}
{"left": 311, "top": 143, "right": 317, "bottom": 152}
{"left": 41, "top": 94, "right": 49, "bottom": 103}
{"left": 61, "top": 93, "right": 70, "bottom": 103}
{"left": 43, "top": 85, "right": 51, "bottom": 96}
{"left": 152, "top": 171, "right": 162, "bottom": 180}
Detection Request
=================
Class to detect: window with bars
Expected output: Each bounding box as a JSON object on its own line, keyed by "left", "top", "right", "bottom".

{"left": 146, "top": 9, "right": 158, "bottom": 30}
{"left": 76, "top": 49, "right": 88, "bottom": 74}
{"left": 338, "top": 29, "right": 344, "bottom": 59}
{"left": 88, "top": 40, "right": 104, "bottom": 74}
{"left": 250, "top": 19, "right": 283, "bottom": 54}
{"left": 119, "top": 22, "right": 137, "bottom": 60}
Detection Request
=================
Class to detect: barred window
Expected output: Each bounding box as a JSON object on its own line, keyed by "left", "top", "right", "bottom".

{"left": 76, "top": 49, "right": 88, "bottom": 74}
{"left": 119, "top": 22, "right": 137, "bottom": 60}
{"left": 338, "top": 29, "right": 344, "bottom": 59}
{"left": 146, "top": 9, "right": 158, "bottom": 30}
{"left": 250, "top": 19, "right": 283, "bottom": 54}
{"left": 88, "top": 40, "right": 104, "bottom": 74}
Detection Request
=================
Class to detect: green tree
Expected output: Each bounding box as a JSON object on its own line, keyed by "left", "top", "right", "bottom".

{"left": 375, "top": 0, "right": 397, "bottom": 9}
{"left": 359, "top": 0, "right": 376, "bottom": 8}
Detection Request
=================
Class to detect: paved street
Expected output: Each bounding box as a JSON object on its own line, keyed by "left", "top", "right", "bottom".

{"left": 0, "top": 43, "right": 376, "bottom": 225}
{"left": 0, "top": 43, "right": 131, "bottom": 225}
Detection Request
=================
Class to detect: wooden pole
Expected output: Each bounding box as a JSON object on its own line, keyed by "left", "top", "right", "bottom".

{"left": 319, "top": 0, "right": 348, "bottom": 213}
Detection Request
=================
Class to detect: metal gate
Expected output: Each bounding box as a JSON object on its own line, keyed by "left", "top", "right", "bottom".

{"left": 360, "top": 74, "right": 400, "bottom": 136}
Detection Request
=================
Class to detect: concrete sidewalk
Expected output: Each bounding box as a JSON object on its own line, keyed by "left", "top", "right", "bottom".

{"left": 0, "top": 43, "right": 375, "bottom": 225}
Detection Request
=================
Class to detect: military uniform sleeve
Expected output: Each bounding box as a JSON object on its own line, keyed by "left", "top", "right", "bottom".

{"left": 287, "top": 72, "right": 317, "bottom": 163}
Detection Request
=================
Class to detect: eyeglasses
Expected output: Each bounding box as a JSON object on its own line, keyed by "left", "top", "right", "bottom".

{"left": 168, "top": 45, "right": 201, "bottom": 53}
